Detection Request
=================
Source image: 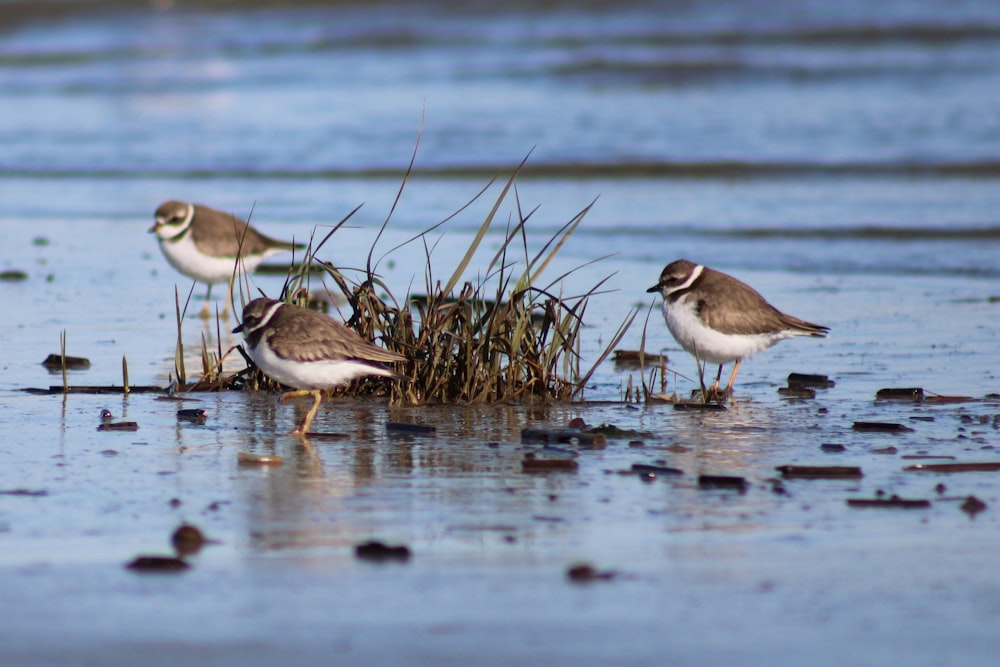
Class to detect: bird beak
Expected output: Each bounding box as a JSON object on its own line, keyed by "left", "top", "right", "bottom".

{"left": 646, "top": 284, "right": 660, "bottom": 293}
{"left": 232, "top": 324, "right": 244, "bottom": 334}
{"left": 147, "top": 222, "right": 160, "bottom": 233}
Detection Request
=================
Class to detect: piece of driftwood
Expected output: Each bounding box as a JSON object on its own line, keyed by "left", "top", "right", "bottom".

{"left": 697, "top": 474, "right": 748, "bottom": 492}
{"left": 41, "top": 354, "right": 91, "bottom": 370}
{"left": 386, "top": 422, "right": 437, "bottom": 435}
{"left": 904, "top": 461, "right": 1000, "bottom": 473}
{"left": 787, "top": 373, "right": 835, "bottom": 388}
{"left": 852, "top": 421, "right": 913, "bottom": 433}
{"left": 21, "top": 385, "right": 164, "bottom": 395}
{"left": 847, "top": 496, "right": 931, "bottom": 509}
{"left": 776, "top": 465, "right": 863, "bottom": 479}
{"left": 522, "top": 457, "right": 579, "bottom": 472}
{"left": 520, "top": 428, "right": 607, "bottom": 447}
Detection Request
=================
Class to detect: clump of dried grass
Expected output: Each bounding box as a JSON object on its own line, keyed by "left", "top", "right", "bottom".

{"left": 175, "top": 154, "right": 635, "bottom": 404}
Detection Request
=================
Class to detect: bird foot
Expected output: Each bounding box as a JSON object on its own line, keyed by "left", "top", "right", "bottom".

{"left": 280, "top": 390, "right": 313, "bottom": 403}
{"left": 704, "top": 385, "right": 732, "bottom": 405}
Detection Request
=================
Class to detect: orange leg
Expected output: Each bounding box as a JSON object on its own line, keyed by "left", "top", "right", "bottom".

{"left": 199, "top": 283, "right": 213, "bottom": 319}
{"left": 282, "top": 389, "right": 323, "bottom": 435}
{"left": 703, "top": 361, "right": 742, "bottom": 405}
{"left": 723, "top": 359, "right": 743, "bottom": 396}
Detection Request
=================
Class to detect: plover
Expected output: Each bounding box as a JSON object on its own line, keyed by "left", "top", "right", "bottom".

{"left": 150, "top": 200, "right": 304, "bottom": 317}
{"left": 647, "top": 259, "right": 828, "bottom": 402}
{"left": 233, "top": 297, "right": 407, "bottom": 434}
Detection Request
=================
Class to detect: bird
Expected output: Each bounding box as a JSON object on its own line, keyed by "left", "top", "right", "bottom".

{"left": 646, "top": 259, "right": 828, "bottom": 403}
{"left": 233, "top": 297, "right": 407, "bottom": 435}
{"left": 149, "top": 200, "right": 305, "bottom": 318}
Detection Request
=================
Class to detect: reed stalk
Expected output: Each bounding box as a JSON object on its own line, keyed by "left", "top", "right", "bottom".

{"left": 60, "top": 329, "right": 67, "bottom": 393}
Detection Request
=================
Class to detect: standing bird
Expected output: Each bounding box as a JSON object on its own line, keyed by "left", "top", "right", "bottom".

{"left": 150, "top": 200, "right": 304, "bottom": 317}
{"left": 233, "top": 298, "right": 407, "bottom": 435}
{"left": 647, "top": 259, "right": 828, "bottom": 402}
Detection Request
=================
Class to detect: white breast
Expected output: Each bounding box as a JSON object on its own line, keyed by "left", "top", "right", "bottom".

{"left": 158, "top": 233, "right": 277, "bottom": 284}
{"left": 248, "top": 338, "right": 393, "bottom": 390}
{"left": 662, "top": 297, "right": 792, "bottom": 365}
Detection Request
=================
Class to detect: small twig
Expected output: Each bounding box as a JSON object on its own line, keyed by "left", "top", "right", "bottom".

{"left": 60, "top": 329, "right": 67, "bottom": 393}
{"left": 193, "top": 345, "right": 243, "bottom": 385}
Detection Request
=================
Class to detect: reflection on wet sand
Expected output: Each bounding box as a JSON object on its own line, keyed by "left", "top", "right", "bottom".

{"left": 226, "top": 402, "right": 594, "bottom": 555}
{"left": 219, "top": 397, "right": 837, "bottom": 557}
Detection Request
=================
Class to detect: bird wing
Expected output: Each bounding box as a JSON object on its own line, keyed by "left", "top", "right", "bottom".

{"left": 696, "top": 273, "right": 828, "bottom": 337}
{"left": 266, "top": 306, "right": 407, "bottom": 364}
{"left": 191, "top": 207, "right": 302, "bottom": 257}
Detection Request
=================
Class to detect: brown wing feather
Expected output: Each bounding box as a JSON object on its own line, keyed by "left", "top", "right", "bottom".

{"left": 266, "top": 304, "right": 407, "bottom": 364}
{"left": 191, "top": 205, "right": 303, "bottom": 257}
{"left": 696, "top": 268, "right": 828, "bottom": 337}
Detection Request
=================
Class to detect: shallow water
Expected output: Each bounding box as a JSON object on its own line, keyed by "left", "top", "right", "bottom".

{"left": 4, "top": 394, "right": 1000, "bottom": 666}
{"left": 2, "top": 1, "right": 1000, "bottom": 665}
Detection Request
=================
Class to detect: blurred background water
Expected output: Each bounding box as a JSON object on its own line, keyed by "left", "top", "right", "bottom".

{"left": 3, "top": 4, "right": 1000, "bottom": 665}
{"left": 1, "top": 0, "right": 999, "bottom": 390}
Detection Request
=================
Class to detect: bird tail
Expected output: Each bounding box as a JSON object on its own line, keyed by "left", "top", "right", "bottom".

{"left": 784, "top": 315, "right": 829, "bottom": 338}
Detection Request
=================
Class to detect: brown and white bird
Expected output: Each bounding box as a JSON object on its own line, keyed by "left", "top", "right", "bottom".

{"left": 233, "top": 298, "right": 407, "bottom": 435}
{"left": 149, "top": 200, "right": 304, "bottom": 317}
{"left": 647, "top": 259, "right": 828, "bottom": 402}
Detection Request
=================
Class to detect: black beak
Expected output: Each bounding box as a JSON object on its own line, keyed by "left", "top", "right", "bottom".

{"left": 232, "top": 324, "right": 243, "bottom": 334}
{"left": 646, "top": 284, "right": 660, "bottom": 293}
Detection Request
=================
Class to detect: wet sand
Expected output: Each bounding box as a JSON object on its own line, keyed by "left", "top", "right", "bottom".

{"left": 2, "top": 213, "right": 999, "bottom": 666}
{"left": 2, "top": 382, "right": 999, "bottom": 665}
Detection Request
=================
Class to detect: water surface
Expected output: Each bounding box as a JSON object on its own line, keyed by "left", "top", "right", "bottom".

{"left": 1, "top": 1, "right": 1000, "bottom": 665}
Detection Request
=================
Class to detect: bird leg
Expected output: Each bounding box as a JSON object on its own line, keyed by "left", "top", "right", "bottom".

{"left": 724, "top": 359, "right": 742, "bottom": 395}
{"left": 702, "top": 361, "right": 743, "bottom": 405}
{"left": 199, "top": 283, "right": 213, "bottom": 319}
{"left": 282, "top": 389, "right": 323, "bottom": 435}
{"left": 705, "top": 364, "right": 727, "bottom": 404}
